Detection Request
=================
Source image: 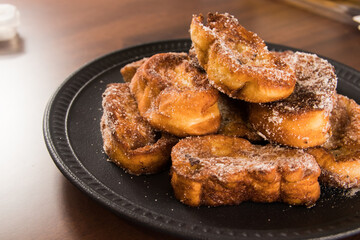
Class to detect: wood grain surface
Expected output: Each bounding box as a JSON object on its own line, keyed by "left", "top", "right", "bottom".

{"left": 1, "top": 0, "right": 360, "bottom": 239}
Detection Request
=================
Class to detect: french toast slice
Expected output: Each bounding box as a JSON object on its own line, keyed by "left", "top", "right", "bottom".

{"left": 218, "top": 93, "right": 262, "bottom": 142}
{"left": 307, "top": 94, "right": 360, "bottom": 188}
{"left": 248, "top": 51, "right": 337, "bottom": 148}
{"left": 120, "top": 57, "right": 148, "bottom": 82}
{"left": 171, "top": 135, "right": 321, "bottom": 207}
{"left": 101, "top": 83, "right": 178, "bottom": 175}
{"left": 190, "top": 13, "right": 296, "bottom": 103}
{"left": 119, "top": 55, "right": 260, "bottom": 141}
{"left": 130, "top": 52, "right": 221, "bottom": 137}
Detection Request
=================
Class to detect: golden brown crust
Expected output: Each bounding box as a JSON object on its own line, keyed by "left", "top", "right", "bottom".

{"left": 190, "top": 13, "right": 296, "bottom": 102}
{"left": 171, "top": 135, "right": 321, "bottom": 207}
{"left": 307, "top": 94, "right": 360, "bottom": 188}
{"left": 248, "top": 51, "right": 337, "bottom": 148}
{"left": 120, "top": 58, "right": 148, "bottom": 82}
{"left": 101, "top": 83, "right": 178, "bottom": 175}
{"left": 217, "top": 93, "right": 262, "bottom": 142}
{"left": 129, "top": 52, "right": 221, "bottom": 137}
{"left": 324, "top": 94, "right": 360, "bottom": 152}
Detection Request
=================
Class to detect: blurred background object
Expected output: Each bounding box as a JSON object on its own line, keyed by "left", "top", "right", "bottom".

{"left": 0, "top": 4, "right": 20, "bottom": 41}
{"left": 282, "top": 0, "right": 360, "bottom": 29}
{"left": 0, "top": 35, "right": 24, "bottom": 55}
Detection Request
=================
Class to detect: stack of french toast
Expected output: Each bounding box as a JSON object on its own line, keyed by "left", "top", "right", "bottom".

{"left": 101, "top": 13, "right": 360, "bottom": 207}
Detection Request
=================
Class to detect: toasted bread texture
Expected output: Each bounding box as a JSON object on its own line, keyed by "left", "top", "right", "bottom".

{"left": 249, "top": 51, "right": 337, "bottom": 148}
{"left": 307, "top": 94, "right": 360, "bottom": 188}
{"left": 101, "top": 83, "right": 178, "bottom": 175}
{"left": 120, "top": 57, "right": 148, "bottom": 83}
{"left": 190, "top": 13, "right": 296, "bottom": 102}
{"left": 217, "top": 93, "right": 262, "bottom": 142}
{"left": 130, "top": 52, "right": 221, "bottom": 137}
{"left": 171, "top": 135, "right": 321, "bottom": 207}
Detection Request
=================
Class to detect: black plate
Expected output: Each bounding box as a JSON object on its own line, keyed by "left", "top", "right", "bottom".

{"left": 43, "top": 39, "right": 360, "bottom": 240}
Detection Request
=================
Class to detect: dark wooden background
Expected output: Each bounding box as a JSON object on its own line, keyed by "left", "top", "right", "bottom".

{"left": 1, "top": 0, "right": 359, "bottom": 239}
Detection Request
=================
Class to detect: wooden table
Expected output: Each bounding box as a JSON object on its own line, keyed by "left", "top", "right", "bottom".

{"left": 1, "top": 0, "right": 360, "bottom": 239}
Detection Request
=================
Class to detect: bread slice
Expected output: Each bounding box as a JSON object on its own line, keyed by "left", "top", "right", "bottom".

{"left": 217, "top": 93, "right": 262, "bottom": 142}
{"left": 120, "top": 57, "right": 148, "bottom": 82}
{"left": 307, "top": 94, "right": 360, "bottom": 188}
{"left": 101, "top": 83, "right": 178, "bottom": 175}
{"left": 248, "top": 51, "right": 337, "bottom": 148}
{"left": 171, "top": 135, "right": 321, "bottom": 207}
{"left": 130, "top": 52, "right": 221, "bottom": 137}
{"left": 190, "top": 13, "right": 296, "bottom": 102}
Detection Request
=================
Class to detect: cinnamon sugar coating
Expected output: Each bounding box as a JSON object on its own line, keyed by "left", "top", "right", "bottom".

{"left": 307, "top": 94, "right": 360, "bottom": 188}
{"left": 130, "top": 52, "right": 221, "bottom": 137}
{"left": 121, "top": 54, "right": 261, "bottom": 142}
{"left": 101, "top": 12, "right": 360, "bottom": 208}
{"left": 190, "top": 13, "right": 296, "bottom": 102}
{"left": 171, "top": 135, "right": 320, "bottom": 207}
{"left": 249, "top": 51, "right": 337, "bottom": 148}
{"left": 101, "top": 83, "right": 178, "bottom": 175}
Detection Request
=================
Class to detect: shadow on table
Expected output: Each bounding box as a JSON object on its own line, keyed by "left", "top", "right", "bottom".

{"left": 0, "top": 34, "right": 25, "bottom": 56}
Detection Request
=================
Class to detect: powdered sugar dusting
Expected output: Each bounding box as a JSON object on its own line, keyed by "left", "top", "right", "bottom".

{"left": 271, "top": 51, "right": 337, "bottom": 115}
{"left": 192, "top": 12, "right": 296, "bottom": 88}
{"left": 173, "top": 136, "right": 320, "bottom": 182}
{"left": 102, "top": 83, "right": 157, "bottom": 150}
{"left": 345, "top": 188, "right": 360, "bottom": 197}
{"left": 250, "top": 51, "right": 338, "bottom": 146}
